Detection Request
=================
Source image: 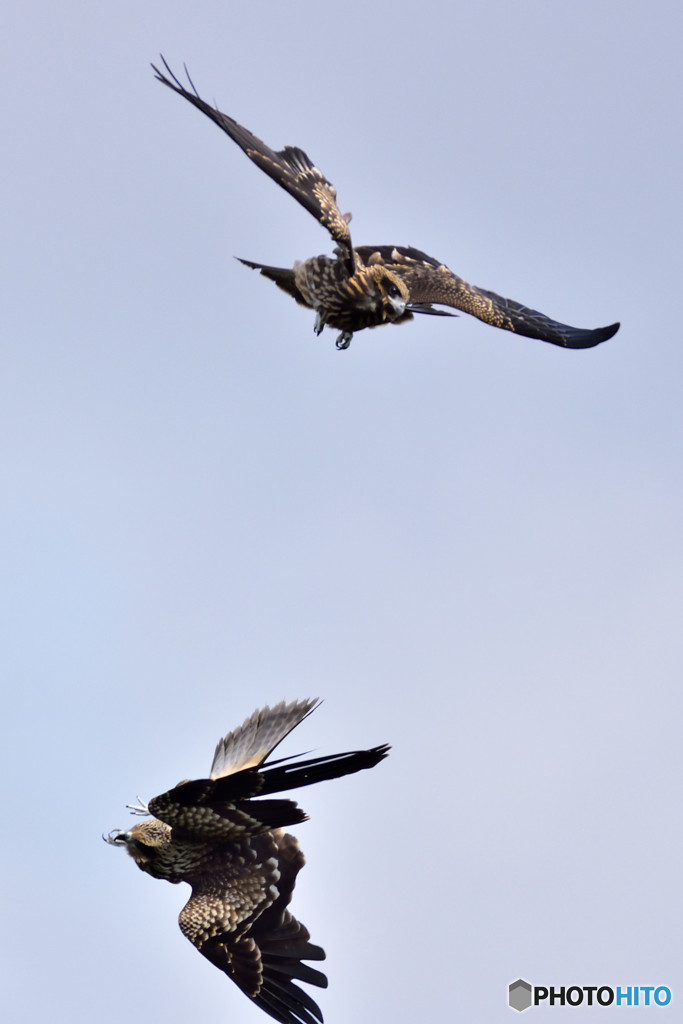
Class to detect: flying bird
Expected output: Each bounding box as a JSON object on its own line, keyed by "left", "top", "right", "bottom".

{"left": 106, "top": 699, "right": 389, "bottom": 1024}
{"left": 152, "top": 58, "right": 619, "bottom": 351}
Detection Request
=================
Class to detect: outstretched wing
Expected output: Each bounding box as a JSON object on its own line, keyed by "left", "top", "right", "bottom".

{"left": 180, "top": 831, "right": 327, "bottom": 1024}
{"left": 146, "top": 699, "right": 388, "bottom": 842}
{"left": 356, "top": 245, "right": 619, "bottom": 349}
{"left": 152, "top": 58, "right": 355, "bottom": 274}
{"left": 147, "top": 743, "right": 390, "bottom": 842}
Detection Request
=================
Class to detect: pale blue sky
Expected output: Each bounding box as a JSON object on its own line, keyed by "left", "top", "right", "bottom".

{"left": 3, "top": 2, "right": 681, "bottom": 1021}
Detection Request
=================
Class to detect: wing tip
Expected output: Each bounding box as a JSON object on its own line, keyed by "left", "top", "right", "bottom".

{"left": 568, "top": 320, "right": 620, "bottom": 348}
{"left": 592, "top": 320, "right": 620, "bottom": 345}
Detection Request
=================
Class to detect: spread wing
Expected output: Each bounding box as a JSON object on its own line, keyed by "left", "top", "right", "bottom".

{"left": 356, "top": 245, "right": 619, "bottom": 349}
{"left": 147, "top": 745, "right": 390, "bottom": 842}
{"left": 146, "top": 698, "right": 389, "bottom": 842}
{"left": 179, "top": 831, "right": 327, "bottom": 1024}
{"left": 152, "top": 58, "right": 355, "bottom": 274}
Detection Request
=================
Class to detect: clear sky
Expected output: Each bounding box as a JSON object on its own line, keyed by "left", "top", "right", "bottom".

{"left": 3, "top": 2, "right": 681, "bottom": 1021}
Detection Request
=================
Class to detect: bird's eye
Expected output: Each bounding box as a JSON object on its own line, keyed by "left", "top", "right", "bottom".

{"left": 387, "top": 283, "right": 401, "bottom": 299}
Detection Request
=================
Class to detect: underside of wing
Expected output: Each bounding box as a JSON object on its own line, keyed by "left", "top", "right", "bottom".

{"left": 355, "top": 245, "right": 619, "bottom": 348}
{"left": 210, "top": 699, "right": 319, "bottom": 779}
{"left": 180, "top": 831, "right": 327, "bottom": 1024}
{"left": 152, "top": 59, "right": 355, "bottom": 273}
{"left": 147, "top": 704, "right": 388, "bottom": 841}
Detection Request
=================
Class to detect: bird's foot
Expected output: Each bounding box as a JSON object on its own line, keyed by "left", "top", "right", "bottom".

{"left": 335, "top": 331, "right": 353, "bottom": 350}
{"left": 103, "top": 829, "right": 127, "bottom": 845}
{"left": 126, "top": 796, "right": 150, "bottom": 816}
{"left": 313, "top": 312, "right": 324, "bottom": 337}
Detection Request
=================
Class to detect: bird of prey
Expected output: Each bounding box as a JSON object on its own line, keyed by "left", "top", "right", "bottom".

{"left": 106, "top": 699, "right": 389, "bottom": 1024}
{"left": 152, "top": 58, "right": 619, "bottom": 351}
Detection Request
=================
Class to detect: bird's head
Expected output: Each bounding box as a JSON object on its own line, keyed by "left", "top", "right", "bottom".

{"left": 369, "top": 267, "right": 409, "bottom": 323}
{"left": 104, "top": 818, "right": 172, "bottom": 871}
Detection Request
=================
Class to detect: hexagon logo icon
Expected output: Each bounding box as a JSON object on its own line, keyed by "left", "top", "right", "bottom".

{"left": 509, "top": 979, "right": 533, "bottom": 1012}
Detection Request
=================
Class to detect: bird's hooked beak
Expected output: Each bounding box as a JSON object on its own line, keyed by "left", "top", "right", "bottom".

{"left": 388, "top": 294, "right": 406, "bottom": 319}
{"left": 103, "top": 829, "right": 129, "bottom": 846}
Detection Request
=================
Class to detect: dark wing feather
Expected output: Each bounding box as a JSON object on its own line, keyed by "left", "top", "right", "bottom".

{"left": 148, "top": 744, "right": 389, "bottom": 841}
{"left": 355, "top": 245, "right": 619, "bottom": 349}
{"left": 152, "top": 58, "right": 355, "bottom": 274}
{"left": 180, "top": 832, "right": 326, "bottom": 1024}
{"left": 237, "top": 259, "right": 309, "bottom": 307}
{"left": 149, "top": 696, "right": 388, "bottom": 842}
{"left": 148, "top": 779, "right": 307, "bottom": 841}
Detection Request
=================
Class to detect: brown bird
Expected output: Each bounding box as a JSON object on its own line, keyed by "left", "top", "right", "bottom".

{"left": 106, "top": 699, "right": 389, "bottom": 1024}
{"left": 152, "top": 58, "right": 619, "bottom": 351}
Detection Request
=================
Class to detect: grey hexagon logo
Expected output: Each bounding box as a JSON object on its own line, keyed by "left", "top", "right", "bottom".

{"left": 509, "top": 979, "right": 533, "bottom": 1012}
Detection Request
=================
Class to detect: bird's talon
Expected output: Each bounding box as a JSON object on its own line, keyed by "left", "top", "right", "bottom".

{"left": 104, "top": 830, "right": 127, "bottom": 845}
{"left": 126, "top": 796, "right": 150, "bottom": 816}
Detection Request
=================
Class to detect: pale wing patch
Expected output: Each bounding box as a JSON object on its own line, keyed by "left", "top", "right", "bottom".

{"left": 210, "top": 699, "right": 320, "bottom": 779}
